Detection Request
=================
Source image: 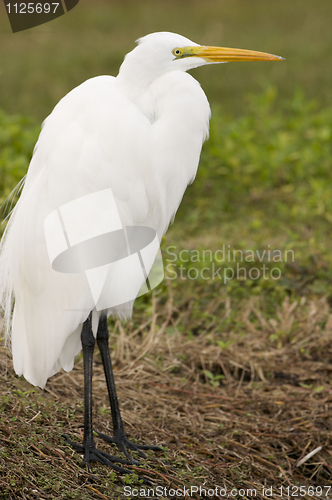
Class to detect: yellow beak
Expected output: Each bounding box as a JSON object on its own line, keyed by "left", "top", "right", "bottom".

{"left": 177, "top": 45, "right": 284, "bottom": 62}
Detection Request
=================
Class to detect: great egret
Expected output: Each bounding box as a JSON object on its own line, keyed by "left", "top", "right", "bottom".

{"left": 0, "top": 32, "right": 282, "bottom": 473}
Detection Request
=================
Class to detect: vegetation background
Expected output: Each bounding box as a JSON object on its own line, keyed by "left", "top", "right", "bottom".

{"left": 0, "top": 1, "right": 331, "bottom": 499}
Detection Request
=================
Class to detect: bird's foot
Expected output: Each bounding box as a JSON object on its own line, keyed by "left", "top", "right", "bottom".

{"left": 62, "top": 434, "right": 153, "bottom": 484}
{"left": 62, "top": 434, "right": 132, "bottom": 474}
{"left": 95, "top": 429, "right": 162, "bottom": 465}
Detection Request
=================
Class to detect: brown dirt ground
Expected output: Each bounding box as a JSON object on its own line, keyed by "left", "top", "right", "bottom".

{"left": 0, "top": 287, "right": 331, "bottom": 499}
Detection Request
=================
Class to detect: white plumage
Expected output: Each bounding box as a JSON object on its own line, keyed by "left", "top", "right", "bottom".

{"left": 0, "top": 32, "right": 282, "bottom": 389}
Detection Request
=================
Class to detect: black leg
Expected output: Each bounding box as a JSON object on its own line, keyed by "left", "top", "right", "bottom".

{"left": 82, "top": 311, "right": 96, "bottom": 455}
{"left": 96, "top": 313, "right": 161, "bottom": 462}
{"left": 96, "top": 313, "right": 125, "bottom": 437}
{"left": 62, "top": 313, "right": 134, "bottom": 474}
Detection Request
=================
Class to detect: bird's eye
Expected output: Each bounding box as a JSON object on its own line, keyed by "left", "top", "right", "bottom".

{"left": 172, "top": 48, "right": 183, "bottom": 57}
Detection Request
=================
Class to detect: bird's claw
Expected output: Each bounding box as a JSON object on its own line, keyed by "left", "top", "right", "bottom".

{"left": 94, "top": 430, "right": 170, "bottom": 468}
{"left": 62, "top": 433, "right": 153, "bottom": 484}
{"left": 62, "top": 434, "right": 131, "bottom": 473}
{"left": 62, "top": 431, "right": 163, "bottom": 483}
{"left": 95, "top": 429, "right": 161, "bottom": 460}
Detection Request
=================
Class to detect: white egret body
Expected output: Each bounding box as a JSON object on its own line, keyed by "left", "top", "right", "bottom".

{"left": 0, "top": 32, "right": 282, "bottom": 473}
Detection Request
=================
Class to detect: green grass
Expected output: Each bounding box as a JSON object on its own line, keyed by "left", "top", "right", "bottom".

{"left": 0, "top": 110, "right": 40, "bottom": 207}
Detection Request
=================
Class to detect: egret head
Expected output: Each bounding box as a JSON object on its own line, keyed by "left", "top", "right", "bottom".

{"left": 118, "top": 31, "right": 283, "bottom": 83}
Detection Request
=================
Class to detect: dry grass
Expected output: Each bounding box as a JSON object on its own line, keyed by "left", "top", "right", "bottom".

{"left": 0, "top": 284, "right": 332, "bottom": 499}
